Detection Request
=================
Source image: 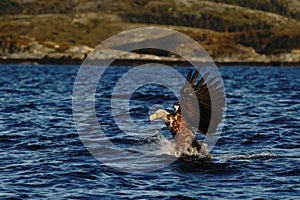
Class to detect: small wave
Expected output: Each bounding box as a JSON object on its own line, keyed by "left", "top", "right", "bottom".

{"left": 215, "top": 152, "right": 277, "bottom": 160}
{"left": 132, "top": 135, "right": 278, "bottom": 161}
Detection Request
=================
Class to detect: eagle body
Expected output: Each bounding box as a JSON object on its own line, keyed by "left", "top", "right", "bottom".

{"left": 151, "top": 109, "right": 210, "bottom": 158}
{"left": 150, "top": 69, "right": 225, "bottom": 158}
{"left": 166, "top": 111, "right": 181, "bottom": 137}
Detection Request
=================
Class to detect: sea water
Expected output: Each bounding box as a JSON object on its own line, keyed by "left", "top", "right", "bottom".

{"left": 0, "top": 65, "right": 299, "bottom": 199}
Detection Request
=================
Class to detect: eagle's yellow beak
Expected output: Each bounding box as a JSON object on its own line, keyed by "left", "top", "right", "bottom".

{"left": 149, "top": 113, "right": 158, "bottom": 121}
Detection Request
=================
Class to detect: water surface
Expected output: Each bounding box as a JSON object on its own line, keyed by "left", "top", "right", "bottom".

{"left": 0, "top": 65, "right": 299, "bottom": 199}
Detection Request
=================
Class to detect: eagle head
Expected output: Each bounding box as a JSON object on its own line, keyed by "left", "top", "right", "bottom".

{"left": 149, "top": 109, "right": 170, "bottom": 122}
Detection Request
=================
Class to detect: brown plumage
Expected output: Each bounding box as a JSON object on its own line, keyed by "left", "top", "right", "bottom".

{"left": 150, "top": 69, "right": 225, "bottom": 158}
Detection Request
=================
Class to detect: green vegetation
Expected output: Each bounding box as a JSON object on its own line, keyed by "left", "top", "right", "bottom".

{"left": 0, "top": 0, "right": 22, "bottom": 15}
{"left": 1, "top": 0, "right": 300, "bottom": 62}
{"left": 209, "top": 0, "right": 300, "bottom": 21}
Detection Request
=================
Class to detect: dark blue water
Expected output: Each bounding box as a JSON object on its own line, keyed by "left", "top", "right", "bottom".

{"left": 1, "top": 65, "right": 299, "bottom": 199}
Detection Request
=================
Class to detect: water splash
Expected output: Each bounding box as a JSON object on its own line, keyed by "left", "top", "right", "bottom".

{"left": 215, "top": 152, "right": 277, "bottom": 160}
{"left": 132, "top": 134, "right": 177, "bottom": 157}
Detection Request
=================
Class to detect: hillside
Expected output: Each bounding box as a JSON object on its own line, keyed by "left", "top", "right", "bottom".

{"left": 1, "top": 0, "right": 300, "bottom": 65}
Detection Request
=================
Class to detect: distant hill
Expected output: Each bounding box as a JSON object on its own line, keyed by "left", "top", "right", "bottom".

{"left": 1, "top": 0, "right": 300, "bottom": 65}
{"left": 209, "top": 0, "right": 300, "bottom": 21}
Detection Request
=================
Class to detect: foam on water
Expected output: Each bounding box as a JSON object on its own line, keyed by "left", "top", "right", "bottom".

{"left": 132, "top": 134, "right": 177, "bottom": 157}
{"left": 215, "top": 152, "right": 277, "bottom": 160}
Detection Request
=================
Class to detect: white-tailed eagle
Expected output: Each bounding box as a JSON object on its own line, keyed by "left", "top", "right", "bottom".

{"left": 150, "top": 69, "right": 225, "bottom": 158}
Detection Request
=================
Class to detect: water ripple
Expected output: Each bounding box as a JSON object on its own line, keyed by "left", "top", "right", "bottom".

{"left": 0, "top": 65, "right": 299, "bottom": 199}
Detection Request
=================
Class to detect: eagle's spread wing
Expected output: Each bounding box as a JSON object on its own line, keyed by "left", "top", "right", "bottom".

{"left": 179, "top": 69, "right": 225, "bottom": 135}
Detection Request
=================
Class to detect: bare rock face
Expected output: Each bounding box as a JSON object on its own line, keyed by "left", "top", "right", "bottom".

{"left": 67, "top": 45, "right": 93, "bottom": 59}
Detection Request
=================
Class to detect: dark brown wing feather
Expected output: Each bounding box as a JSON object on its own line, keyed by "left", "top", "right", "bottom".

{"left": 179, "top": 69, "right": 225, "bottom": 135}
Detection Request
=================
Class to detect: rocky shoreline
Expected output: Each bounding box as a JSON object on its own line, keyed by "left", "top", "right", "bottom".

{"left": 1, "top": 47, "right": 299, "bottom": 66}
{"left": 1, "top": 36, "right": 299, "bottom": 66}
{"left": 1, "top": 57, "right": 300, "bottom": 66}
{"left": 1, "top": 39, "right": 299, "bottom": 66}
